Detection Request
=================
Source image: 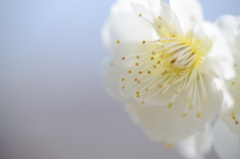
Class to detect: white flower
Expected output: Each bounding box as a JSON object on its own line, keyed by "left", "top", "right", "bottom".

{"left": 216, "top": 15, "right": 240, "bottom": 134}
{"left": 212, "top": 15, "right": 240, "bottom": 159}
{"left": 101, "top": 0, "right": 235, "bottom": 137}
{"left": 213, "top": 120, "right": 240, "bottom": 159}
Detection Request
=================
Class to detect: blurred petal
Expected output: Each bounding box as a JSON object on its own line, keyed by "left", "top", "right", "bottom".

{"left": 213, "top": 120, "right": 240, "bottom": 159}
{"left": 170, "top": 0, "right": 204, "bottom": 34}
{"left": 177, "top": 123, "right": 213, "bottom": 159}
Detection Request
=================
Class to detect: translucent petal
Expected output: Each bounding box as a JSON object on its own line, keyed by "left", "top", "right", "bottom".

{"left": 170, "top": 0, "right": 204, "bottom": 34}
{"left": 213, "top": 120, "right": 240, "bottom": 159}
{"left": 177, "top": 123, "right": 213, "bottom": 159}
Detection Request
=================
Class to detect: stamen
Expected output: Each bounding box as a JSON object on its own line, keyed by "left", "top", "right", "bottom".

{"left": 197, "top": 112, "right": 202, "bottom": 118}
{"left": 168, "top": 103, "right": 172, "bottom": 109}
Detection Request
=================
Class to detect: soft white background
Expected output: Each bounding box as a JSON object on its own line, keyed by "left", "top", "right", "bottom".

{"left": 0, "top": 0, "right": 240, "bottom": 158}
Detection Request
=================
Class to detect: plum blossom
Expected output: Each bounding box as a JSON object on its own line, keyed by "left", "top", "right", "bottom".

{"left": 101, "top": 0, "right": 235, "bottom": 138}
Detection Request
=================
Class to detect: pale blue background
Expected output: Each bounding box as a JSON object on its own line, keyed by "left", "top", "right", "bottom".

{"left": 0, "top": 0, "right": 240, "bottom": 159}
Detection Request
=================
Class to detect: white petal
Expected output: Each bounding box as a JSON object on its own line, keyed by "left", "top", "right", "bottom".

{"left": 153, "top": 102, "right": 198, "bottom": 136}
{"left": 177, "top": 123, "right": 213, "bottom": 159}
{"left": 147, "top": 0, "right": 183, "bottom": 35}
{"left": 100, "top": 58, "right": 136, "bottom": 104}
{"left": 124, "top": 103, "right": 192, "bottom": 142}
{"left": 169, "top": 0, "right": 204, "bottom": 34}
{"left": 221, "top": 82, "right": 240, "bottom": 134}
{"left": 236, "top": 33, "right": 240, "bottom": 53}
{"left": 215, "top": 15, "right": 240, "bottom": 44}
{"left": 213, "top": 120, "right": 240, "bottom": 159}
{"left": 174, "top": 74, "right": 222, "bottom": 132}
{"left": 101, "top": 2, "right": 158, "bottom": 56}
{"left": 199, "top": 22, "right": 235, "bottom": 80}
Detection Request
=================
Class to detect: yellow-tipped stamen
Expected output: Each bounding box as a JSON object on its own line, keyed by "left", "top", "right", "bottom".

{"left": 197, "top": 112, "right": 202, "bottom": 118}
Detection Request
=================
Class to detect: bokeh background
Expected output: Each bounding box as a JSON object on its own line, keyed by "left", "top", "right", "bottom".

{"left": 0, "top": 0, "right": 240, "bottom": 159}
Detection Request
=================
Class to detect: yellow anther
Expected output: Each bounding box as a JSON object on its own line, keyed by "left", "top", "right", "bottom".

{"left": 232, "top": 81, "right": 235, "bottom": 85}
{"left": 138, "top": 81, "right": 141, "bottom": 84}
{"left": 197, "top": 112, "right": 202, "bottom": 118}
{"left": 168, "top": 103, "right": 172, "bottom": 109}
{"left": 147, "top": 71, "right": 151, "bottom": 74}
{"left": 191, "top": 16, "right": 195, "bottom": 21}
{"left": 158, "top": 16, "right": 162, "bottom": 20}
{"left": 111, "top": 62, "right": 114, "bottom": 66}
{"left": 157, "top": 61, "right": 161, "bottom": 64}
{"left": 117, "top": 40, "right": 120, "bottom": 44}
{"left": 136, "top": 91, "right": 139, "bottom": 95}
{"left": 165, "top": 143, "right": 173, "bottom": 150}
{"left": 153, "top": 65, "right": 156, "bottom": 69}
{"left": 172, "top": 35, "right": 175, "bottom": 37}
{"left": 137, "top": 94, "right": 140, "bottom": 98}
{"left": 151, "top": 57, "right": 154, "bottom": 60}
{"left": 136, "top": 55, "right": 140, "bottom": 59}
{"left": 162, "top": 73, "right": 165, "bottom": 75}
{"left": 142, "top": 40, "right": 146, "bottom": 44}
{"left": 165, "top": 70, "right": 167, "bottom": 73}
{"left": 190, "top": 104, "right": 194, "bottom": 109}
{"left": 152, "top": 51, "right": 155, "bottom": 55}
{"left": 175, "top": 91, "right": 178, "bottom": 94}
{"left": 122, "top": 85, "right": 125, "bottom": 89}
{"left": 183, "top": 113, "right": 187, "bottom": 117}
{"left": 139, "top": 14, "right": 142, "bottom": 17}
{"left": 233, "top": 116, "right": 236, "bottom": 120}
{"left": 122, "top": 78, "right": 125, "bottom": 81}
{"left": 235, "top": 63, "right": 237, "bottom": 67}
{"left": 145, "top": 88, "right": 148, "bottom": 91}
{"left": 236, "top": 121, "right": 239, "bottom": 125}
{"left": 128, "top": 70, "right": 132, "bottom": 74}
{"left": 177, "top": 73, "right": 180, "bottom": 76}
{"left": 139, "top": 71, "right": 143, "bottom": 74}
{"left": 122, "top": 57, "right": 125, "bottom": 60}
{"left": 135, "top": 62, "right": 139, "bottom": 66}
{"left": 142, "top": 101, "right": 145, "bottom": 104}
{"left": 158, "top": 84, "right": 163, "bottom": 88}
{"left": 169, "top": 71, "right": 171, "bottom": 73}
{"left": 134, "top": 78, "right": 138, "bottom": 81}
{"left": 158, "top": 25, "right": 161, "bottom": 28}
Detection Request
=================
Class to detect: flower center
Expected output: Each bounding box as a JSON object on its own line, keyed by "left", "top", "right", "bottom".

{"left": 155, "top": 35, "right": 204, "bottom": 70}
